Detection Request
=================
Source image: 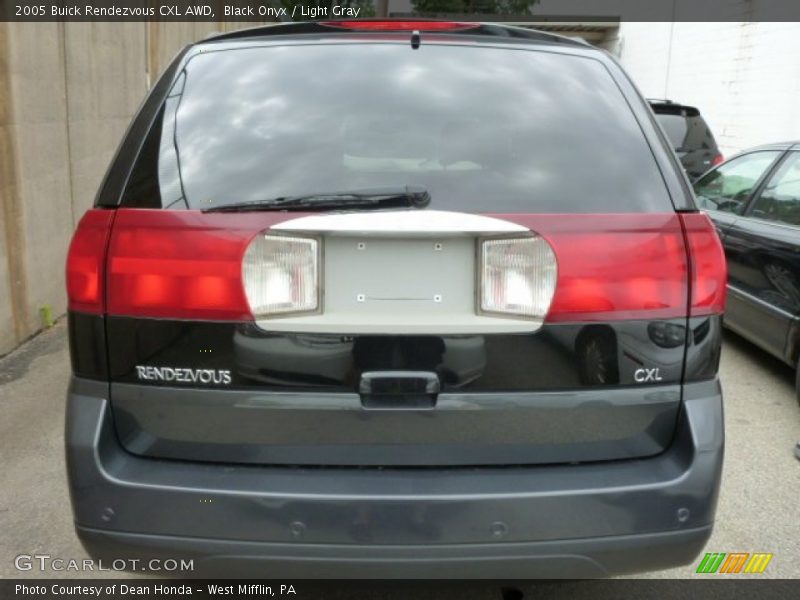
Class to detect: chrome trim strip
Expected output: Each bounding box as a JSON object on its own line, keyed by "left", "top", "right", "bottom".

{"left": 272, "top": 210, "right": 529, "bottom": 236}
{"left": 738, "top": 215, "right": 800, "bottom": 233}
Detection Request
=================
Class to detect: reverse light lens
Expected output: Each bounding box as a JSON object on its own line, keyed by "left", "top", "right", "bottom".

{"left": 243, "top": 234, "right": 319, "bottom": 317}
{"left": 480, "top": 236, "right": 557, "bottom": 319}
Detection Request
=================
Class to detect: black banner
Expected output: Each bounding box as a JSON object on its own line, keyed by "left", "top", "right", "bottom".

{"left": 3, "top": 580, "right": 800, "bottom": 600}
{"left": 3, "top": 0, "right": 800, "bottom": 22}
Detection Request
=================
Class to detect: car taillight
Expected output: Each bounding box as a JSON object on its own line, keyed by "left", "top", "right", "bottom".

{"left": 549, "top": 214, "right": 688, "bottom": 322}
{"left": 73, "top": 209, "right": 725, "bottom": 326}
{"left": 242, "top": 233, "right": 320, "bottom": 317}
{"left": 105, "top": 210, "right": 276, "bottom": 321}
{"left": 494, "top": 213, "right": 727, "bottom": 322}
{"left": 66, "top": 209, "right": 115, "bottom": 314}
{"left": 321, "top": 20, "right": 479, "bottom": 31}
{"left": 711, "top": 153, "right": 725, "bottom": 167}
{"left": 492, "top": 214, "right": 692, "bottom": 322}
{"left": 479, "top": 236, "right": 557, "bottom": 319}
{"left": 679, "top": 212, "right": 727, "bottom": 316}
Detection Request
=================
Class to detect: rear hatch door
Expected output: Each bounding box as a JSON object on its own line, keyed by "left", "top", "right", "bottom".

{"left": 98, "top": 38, "right": 705, "bottom": 467}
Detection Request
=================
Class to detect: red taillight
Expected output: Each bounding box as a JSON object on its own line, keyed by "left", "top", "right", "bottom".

{"left": 679, "top": 212, "right": 727, "bottom": 316}
{"left": 711, "top": 153, "right": 725, "bottom": 167}
{"left": 73, "top": 209, "right": 726, "bottom": 324}
{"left": 492, "top": 214, "right": 691, "bottom": 322}
{"left": 494, "top": 213, "right": 727, "bottom": 322}
{"left": 105, "top": 210, "right": 288, "bottom": 321}
{"left": 321, "top": 20, "right": 479, "bottom": 31}
{"left": 66, "top": 210, "right": 115, "bottom": 314}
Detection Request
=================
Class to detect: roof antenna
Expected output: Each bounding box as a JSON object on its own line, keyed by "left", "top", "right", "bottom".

{"left": 411, "top": 30, "right": 421, "bottom": 50}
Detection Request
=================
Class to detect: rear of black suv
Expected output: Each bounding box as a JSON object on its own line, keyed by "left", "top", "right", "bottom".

{"left": 650, "top": 99, "right": 724, "bottom": 180}
{"left": 66, "top": 21, "right": 726, "bottom": 578}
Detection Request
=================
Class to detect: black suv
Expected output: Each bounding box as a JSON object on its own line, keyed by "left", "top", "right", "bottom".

{"left": 650, "top": 99, "right": 724, "bottom": 180}
{"left": 66, "top": 21, "right": 727, "bottom": 578}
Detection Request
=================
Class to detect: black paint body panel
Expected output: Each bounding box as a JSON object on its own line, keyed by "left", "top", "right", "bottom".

{"left": 703, "top": 146, "right": 800, "bottom": 367}
{"left": 94, "top": 315, "right": 723, "bottom": 466}
{"left": 68, "top": 313, "right": 108, "bottom": 380}
{"left": 104, "top": 316, "right": 722, "bottom": 391}
{"left": 721, "top": 215, "right": 800, "bottom": 365}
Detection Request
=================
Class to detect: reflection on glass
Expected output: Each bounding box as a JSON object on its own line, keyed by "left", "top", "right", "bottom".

{"left": 153, "top": 44, "right": 672, "bottom": 213}
{"left": 749, "top": 151, "right": 800, "bottom": 226}
{"left": 693, "top": 151, "right": 781, "bottom": 213}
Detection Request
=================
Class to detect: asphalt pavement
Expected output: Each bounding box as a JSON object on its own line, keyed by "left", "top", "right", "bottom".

{"left": 1, "top": 321, "right": 798, "bottom": 587}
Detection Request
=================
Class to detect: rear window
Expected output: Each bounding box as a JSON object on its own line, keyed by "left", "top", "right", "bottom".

{"left": 655, "top": 114, "right": 689, "bottom": 149}
{"left": 654, "top": 110, "right": 717, "bottom": 154}
{"left": 123, "top": 43, "right": 673, "bottom": 213}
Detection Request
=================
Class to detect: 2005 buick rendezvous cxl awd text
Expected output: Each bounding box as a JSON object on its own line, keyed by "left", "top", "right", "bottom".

{"left": 65, "top": 20, "right": 727, "bottom": 578}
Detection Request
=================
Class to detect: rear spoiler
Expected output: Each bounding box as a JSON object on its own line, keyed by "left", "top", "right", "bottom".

{"left": 205, "top": 19, "right": 588, "bottom": 47}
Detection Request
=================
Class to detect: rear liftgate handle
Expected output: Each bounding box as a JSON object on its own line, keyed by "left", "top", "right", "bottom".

{"left": 359, "top": 371, "right": 440, "bottom": 409}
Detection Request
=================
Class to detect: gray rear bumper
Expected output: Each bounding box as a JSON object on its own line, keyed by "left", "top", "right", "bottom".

{"left": 66, "top": 377, "right": 724, "bottom": 578}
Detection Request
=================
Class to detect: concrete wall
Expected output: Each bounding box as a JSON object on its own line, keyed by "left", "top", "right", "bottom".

{"left": 0, "top": 23, "right": 20, "bottom": 354}
{"left": 0, "top": 20, "right": 267, "bottom": 356}
{"left": 7, "top": 23, "right": 73, "bottom": 347}
{"left": 616, "top": 21, "right": 800, "bottom": 157}
{"left": 65, "top": 23, "right": 148, "bottom": 223}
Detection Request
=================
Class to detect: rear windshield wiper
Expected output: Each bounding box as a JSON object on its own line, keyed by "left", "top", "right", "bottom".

{"left": 203, "top": 186, "right": 431, "bottom": 213}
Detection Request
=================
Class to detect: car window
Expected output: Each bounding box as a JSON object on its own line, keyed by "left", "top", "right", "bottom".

{"left": 655, "top": 113, "right": 715, "bottom": 153}
{"left": 655, "top": 114, "right": 688, "bottom": 149}
{"left": 748, "top": 152, "right": 800, "bottom": 226}
{"left": 693, "top": 151, "right": 781, "bottom": 214}
{"left": 123, "top": 43, "right": 674, "bottom": 213}
{"left": 682, "top": 116, "right": 717, "bottom": 153}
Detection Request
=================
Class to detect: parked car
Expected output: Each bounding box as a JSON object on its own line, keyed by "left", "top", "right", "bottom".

{"left": 693, "top": 142, "right": 800, "bottom": 401}
{"left": 65, "top": 20, "right": 727, "bottom": 578}
{"left": 649, "top": 99, "right": 724, "bottom": 180}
